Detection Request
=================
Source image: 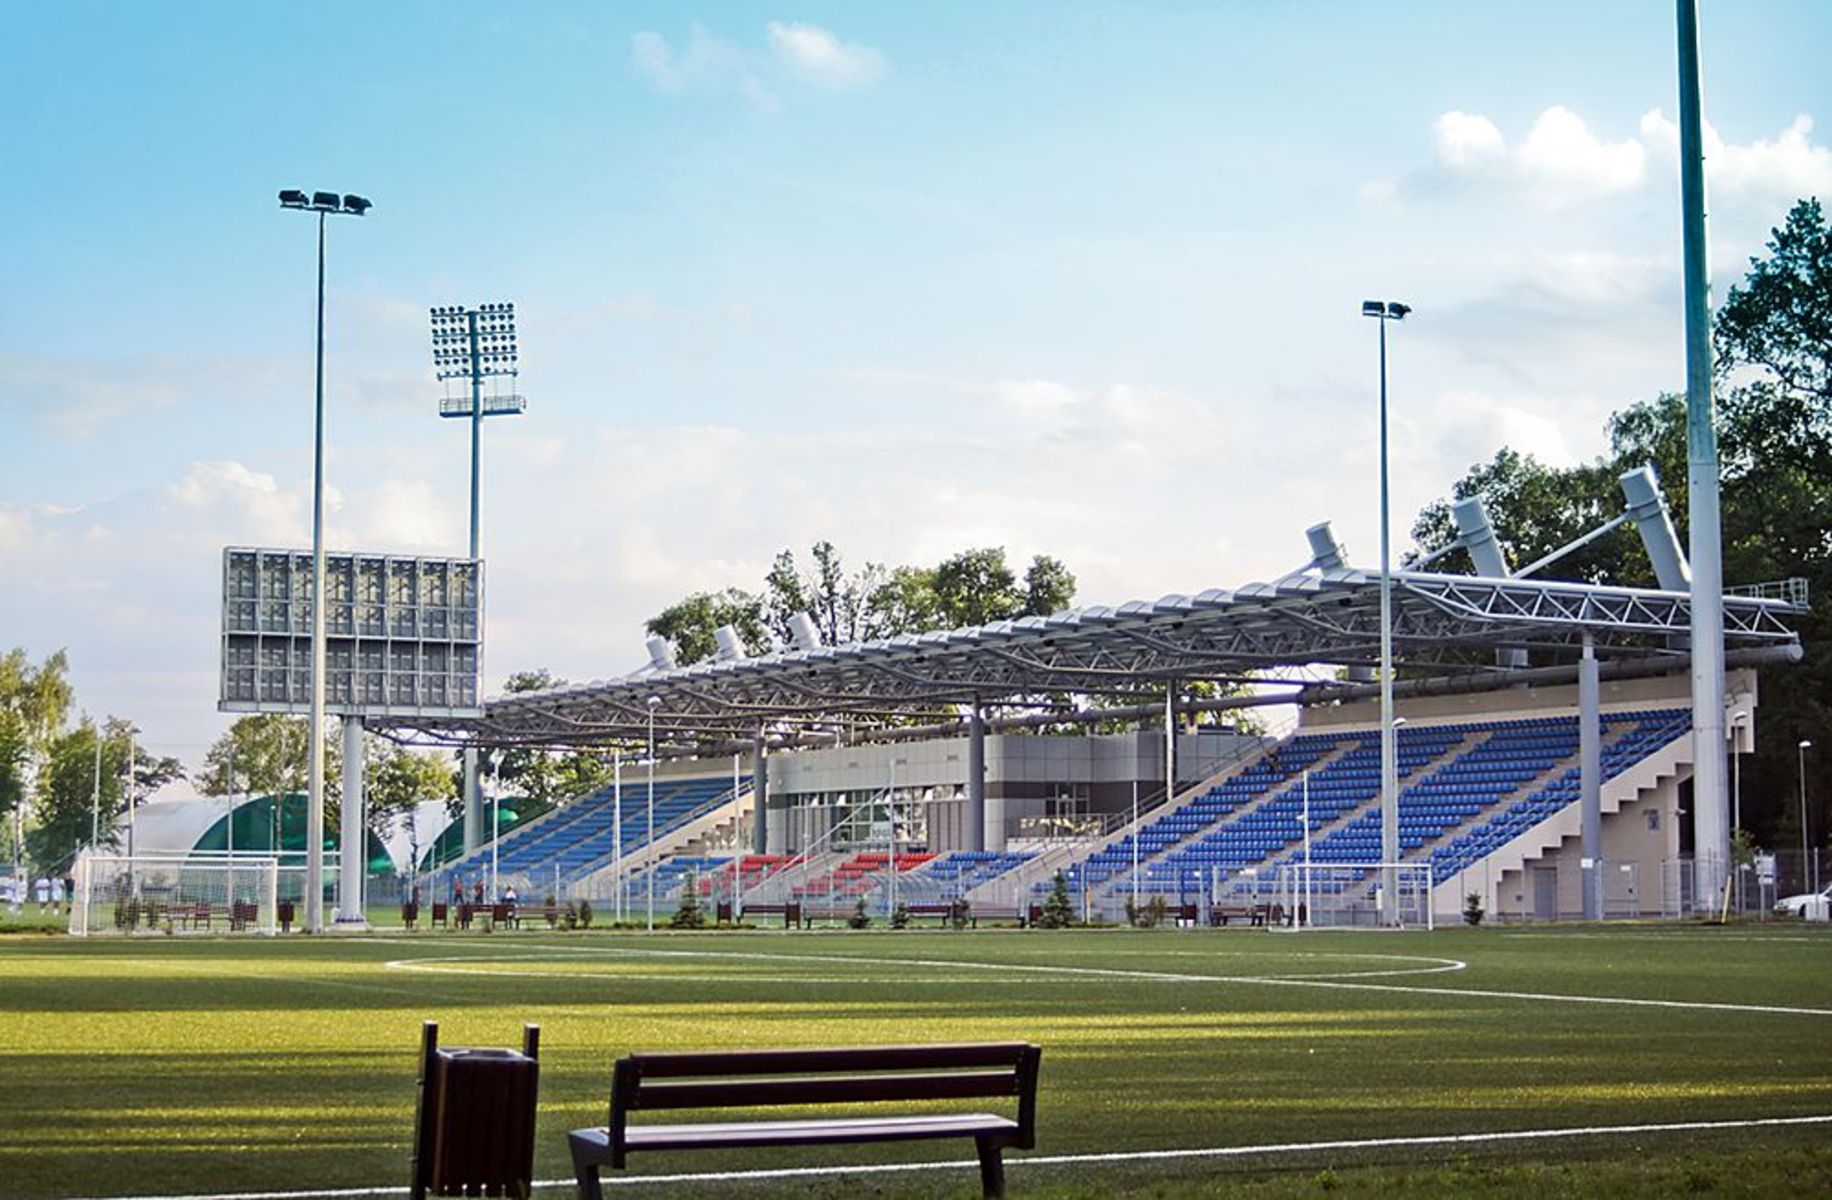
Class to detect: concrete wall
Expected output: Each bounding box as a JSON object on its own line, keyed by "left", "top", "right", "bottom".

{"left": 762, "top": 728, "right": 1263, "bottom": 853}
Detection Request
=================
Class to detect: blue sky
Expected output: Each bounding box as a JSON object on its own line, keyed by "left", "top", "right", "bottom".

{"left": 3, "top": 1, "right": 1829, "bottom": 772}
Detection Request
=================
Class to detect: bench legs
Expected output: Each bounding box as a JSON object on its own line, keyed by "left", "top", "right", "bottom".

{"left": 975, "top": 1136, "right": 1006, "bottom": 1199}
{"left": 568, "top": 1131, "right": 610, "bottom": 1200}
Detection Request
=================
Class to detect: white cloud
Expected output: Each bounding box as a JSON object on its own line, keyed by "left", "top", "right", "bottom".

{"left": 767, "top": 22, "right": 887, "bottom": 89}
{"left": 630, "top": 21, "right": 886, "bottom": 104}
{"left": 1639, "top": 109, "right": 1832, "bottom": 206}
{"left": 1422, "top": 106, "right": 1645, "bottom": 205}
{"left": 630, "top": 24, "right": 746, "bottom": 95}
{"left": 1381, "top": 105, "right": 1829, "bottom": 210}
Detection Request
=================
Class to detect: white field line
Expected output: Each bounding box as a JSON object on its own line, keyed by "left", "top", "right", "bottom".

{"left": 60, "top": 1112, "right": 1832, "bottom": 1200}
{"left": 383, "top": 945, "right": 1468, "bottom": 983}
{"left": 381, "top": 944, "right": 1832, "bottom": 1014}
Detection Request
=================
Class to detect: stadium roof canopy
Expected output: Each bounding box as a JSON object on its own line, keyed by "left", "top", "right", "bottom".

{"left": 388, "top": 567, "right": 1806, "bottom": 751}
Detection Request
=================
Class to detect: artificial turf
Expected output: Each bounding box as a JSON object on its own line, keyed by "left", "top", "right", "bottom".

{"left": 0, "top": 923, "right": 1827, "bottom": 1199}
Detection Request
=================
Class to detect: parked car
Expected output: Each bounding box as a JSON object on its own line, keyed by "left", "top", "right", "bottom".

{"left": 1773, "top": 883, "right": 1832, "bottom": 918}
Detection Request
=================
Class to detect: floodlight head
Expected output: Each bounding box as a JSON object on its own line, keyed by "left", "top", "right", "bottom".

{"left": 341, "top": 194, "right": 372, "bottom": 215}
{"left": 1387, "top": 301, "right": 1412, "bottom": 320}
{"left": 278, "top": 189, "right": 309, "bottom": 208}
{"left": 646, "top": 694, "right": 662, "bottom": 709}
{"left": 310, "top": 191, "right": 341, "bottom": 211}
{"left": 1361, "top": 300, "right": 1383, "bottom": 317}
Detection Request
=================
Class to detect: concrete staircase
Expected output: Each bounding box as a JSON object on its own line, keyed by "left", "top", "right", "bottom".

{"left": 1429, "top": 731, "right": 1693, "bottom": 912}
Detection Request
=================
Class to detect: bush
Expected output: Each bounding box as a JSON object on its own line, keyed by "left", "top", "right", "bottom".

{"left": 848, "top": 897, "right": 872, "bottom": 930}
{"left": 947, "top": 897, "right": 971, "bottom": 930}
{"left": 577, "top": 899, "right": 594, "bottom": 929}
{"left": 891, "top": 902, "right": 910, "bottom": 930}
{"left": 1037, "top": 872, "right": 1075, "bottom": 929}
{"left": 671, "top": 875, "right": 707, "bottom": 930}
{"left": 1463, "top": 891, "right": 1484, "bottom": 926}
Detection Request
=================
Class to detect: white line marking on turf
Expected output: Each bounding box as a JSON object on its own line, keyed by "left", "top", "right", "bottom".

{"left": 62, "top": 1112, "right": 1832, "bottom": 1199}
{"left": 382, "top": 944, "right": 1469, "bottom": 984}
{"left": 381, "top": 944, "right": 1832, "bottom": 1012}
{"left": 1222, "top": 974, "right": 1832, "bottom": 1016}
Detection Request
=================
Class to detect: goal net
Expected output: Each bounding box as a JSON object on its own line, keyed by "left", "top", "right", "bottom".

{"left": 73, "top": 854, "right": 280, "bottom": 937}
{"left": 1214, "top": 862, "right": 1434, "bottom": 929}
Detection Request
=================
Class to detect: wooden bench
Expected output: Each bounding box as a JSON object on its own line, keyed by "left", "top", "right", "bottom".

{"left": 569, "top": 1042, "right": 1042, "bottom": 1199}
{"left": 905, "top": 901, "right": 977, "bottom": 928}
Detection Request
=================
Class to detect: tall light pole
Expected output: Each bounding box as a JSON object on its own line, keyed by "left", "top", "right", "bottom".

{"left": 280, "top": 188, "right": 371, "bottom": 934}
{"left": 646, "top": 695, "right": 661, "bottom": 932}
{"left": 1801, "top": 740, "right": 1815, "bottom": 894}
{"left": 430, "top": 304, "right": 525, "bottom": 862}
{"left": 1676, "top": 0, "right": 1731, "bottom": 915}
{"left": 1363, "top": 298, "right": 1411, "bottom": 923}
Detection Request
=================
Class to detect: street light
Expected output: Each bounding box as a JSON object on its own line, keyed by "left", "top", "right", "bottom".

{"left": 643, "top": 700, "right": 667, "bottom": 925}
{"left": 1363, "top": 298, "right": 1410, "bottom": 923}
{"left": 1801, "top": 740, "right": 1815, "bottom": 894}
{"left": 279, "top": 185, "right": 371, "bottom": 934}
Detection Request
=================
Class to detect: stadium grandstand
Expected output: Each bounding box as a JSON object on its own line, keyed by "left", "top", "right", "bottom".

{"left": 388, "top": 480, "right": 1809, "bottom": 927}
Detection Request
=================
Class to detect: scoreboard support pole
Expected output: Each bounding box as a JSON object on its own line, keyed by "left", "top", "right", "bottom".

{"left": 336, "top": 716, "right": 369, "bottom": 928}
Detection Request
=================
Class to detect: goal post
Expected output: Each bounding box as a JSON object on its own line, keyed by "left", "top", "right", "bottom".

{"left": 73, "top": 854, "right": 280, "bottom": 937}
{"left": 1215, "top": 862, "right": 1434, "bottom": 929}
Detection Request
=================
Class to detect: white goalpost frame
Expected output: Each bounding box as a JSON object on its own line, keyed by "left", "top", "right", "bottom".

{"left": 1218, "top": 861, "right": 1434, "bottom": 931}
{"left": 73, "top": 853, "right": 281, "bottom": 937}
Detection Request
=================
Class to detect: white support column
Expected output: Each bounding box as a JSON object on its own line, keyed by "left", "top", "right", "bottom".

{"left": 754, "top": 731, "right": 776, "bottom": 856}
{"left": 462, "top": 748, "right": 482, "bottom": 854}
{"left": 335, "top": 716, "right": 367, "bottom": 927}
{"left": 1676, "top": 0, "right": 1730, "bottom": 908}
{"left": 1579, "top": 636, "right": 1602, "bottom": 921}
{"left": 967, "top": 706, "right": 988, "bottom": 852}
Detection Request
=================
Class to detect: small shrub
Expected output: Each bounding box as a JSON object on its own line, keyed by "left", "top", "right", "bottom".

{"left": 671, "top": 874, "right": 707, "bottom": 929}
{"left": 1463, "top": 891, "right": 1484, "bottom": 926}
{"left": 848, "top": 897, "right": 872, "bottom": 930}
{"left": 1037, "top": 872, "right": 1075, "bottom": 929}
{"left": 947, "top": 897, "right": 971, "bottom": 930}
{"left": 891, "top": 902, "right": 910, "bottom": 930}
{"left": 577, "top": 899, "right": 594, "bottom": 929}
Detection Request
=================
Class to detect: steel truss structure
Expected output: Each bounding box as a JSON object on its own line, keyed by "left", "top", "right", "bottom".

{"left": 384, "top": 566, "right": 1804, "bottom": 752}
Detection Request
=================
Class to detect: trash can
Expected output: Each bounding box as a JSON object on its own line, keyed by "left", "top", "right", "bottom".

{"left": 411, "top": 1021, "right": 540, "bottom": 1199}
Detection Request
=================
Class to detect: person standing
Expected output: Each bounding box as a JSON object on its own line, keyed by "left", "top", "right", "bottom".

{"left": 35, "top": 876, "right": 51, "bottom": 915}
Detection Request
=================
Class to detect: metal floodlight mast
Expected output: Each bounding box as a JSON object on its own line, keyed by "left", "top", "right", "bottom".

{"left": 1362, "top": 298, "right": 1409, "bottom": 923}
{"left": 429, "top": 302, "right": 525, "bottom": 858}
{"left": 278, "top": 185, "right": 370, "bottom": 934}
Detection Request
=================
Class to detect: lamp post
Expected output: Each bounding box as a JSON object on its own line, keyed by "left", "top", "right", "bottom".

{"left": 1801, "top": 740, "right": 1815, "bottom": 894}
{"left": 1362, "top": 299, "right": 1411, "bottom": 924}
{"left": 279, "top": 188, "right": 371, "bottom": 934}
{"left": 646, "top": 696, "right": 661, "bottom": 932}
{"left": 1729, "top": 711, "right": 1748, "bottom": 911}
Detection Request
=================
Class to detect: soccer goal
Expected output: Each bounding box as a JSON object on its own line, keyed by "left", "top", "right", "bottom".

{"left": 1212, "top": 862, "right": 1434, "bottom": 929}
{"left": 72, "top": 854, "right": 280, "bottom": 937}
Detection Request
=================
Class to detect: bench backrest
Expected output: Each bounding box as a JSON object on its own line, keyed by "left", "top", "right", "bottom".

{"left": 609, "top": 1043, "right": 1041, "bottom": 1149}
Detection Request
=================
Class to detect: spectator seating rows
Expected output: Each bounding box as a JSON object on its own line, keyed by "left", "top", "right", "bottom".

{"left": 475, "top": 775, "right": 745, "bottom": 885}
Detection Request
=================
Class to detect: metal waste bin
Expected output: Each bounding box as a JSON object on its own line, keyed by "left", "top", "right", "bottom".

{"left": 411, "top": 1021, "right": 540, "bottom": 1199}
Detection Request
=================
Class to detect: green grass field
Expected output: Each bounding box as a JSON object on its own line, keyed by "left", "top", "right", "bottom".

{"left": 2, "top": 923, "right": 1830, "bottom": 1199}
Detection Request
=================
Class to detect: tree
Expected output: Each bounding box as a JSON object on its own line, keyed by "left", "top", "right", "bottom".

{"left": 482, "top": 670, "right": 612, "bottom": 823}
{"left": 366, "top": 743, "right": 454, "bottom": 848}
{"left": 25, "top": 720, "right": 127, "bottom": 872}
{"left": 1023, "top": 555, "right": 1077, "bottom": 618}
{"left": 763, "top": 541, "right": 883, "bottom": 647}
{"left": 197, "top": 714, "right": 312, "bottom": 800}
{"left": 862, "top": 565, "right": 941, "bottom": 637}
{"left": 645, "top": 589, "right": 770, "bottom": 666}
{"left": 932, "top": 548, "right": 1022, "bottom": 628}
{"left": 1, "top": 649, "right": 74, "bottom": 854}
{"left": 1410, "top": 198, "right": 1832, "bottom": 848}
